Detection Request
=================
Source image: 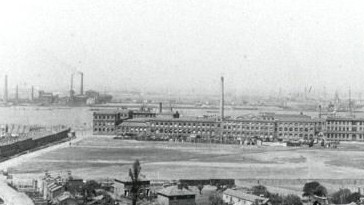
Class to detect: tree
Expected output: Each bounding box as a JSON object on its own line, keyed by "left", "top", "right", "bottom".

{"left": 269, "top": 193, "right": 283, "bottom": 205}
{"left": 83, "top": 180, "right": 100, "bottom": 198}
{"left": 251, "top": 185, "right": 269, "bottom": 197}
{"left": 331, "top": 189, "right": 356, "bottom": 204}
{"left": 100, "top": 193, "right": 115, "bottom": 205}
{"left": 314, "top": 185, "right": 327, "bottom": 197}
{"left": 198, "top": 184, "right": 204, "bottom": 195}
{"left": 129, "top": 159, "right": 142, "bottom": 205}
{"left": 347, "top": 192, "right": 361, "bottom": 203}
{"left": 303, "top": 181, "right": 327, "bottom": 197}
{"left": 209, "top": 193, "right": 224, "bottom": 205}
{"left": 283, "top": 194, "right": 303, "bottom": 205}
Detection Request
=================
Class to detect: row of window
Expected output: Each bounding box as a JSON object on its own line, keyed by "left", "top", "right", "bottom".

{"left": 278, "top": 133, "right": 314, "bottom": 137}
{"left": 327, "top": 134, "right": 364, "bottom": 139}
{"left": 278, "top": 127, "right": 314, "bottom": 132}
{"left": 327, "top": 121, "right": 364, "bottom": 126}
{"left": 93, "top": 128, "right": 114, "bottom": 132}
{"left": 278, "top": 123, "right": 316, "bottom": 127}
{"left": 94, "top": 122, "right": 115, "bottom": 126}
{"left": 222, "top": 131, "right": 272, "bottom": 135}
{"left": 152, "top": 122, "right": 214, "bottom": 127}
{"left": 94, "top": 115, "right": 116, "bottom": 120}
{"left": 223, "top": 122, "right": 274, "bottom": 126}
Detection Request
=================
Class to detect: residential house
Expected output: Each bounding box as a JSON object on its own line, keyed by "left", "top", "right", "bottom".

{"left": 157, "top": 184, "right": 196, "bottom": 205}
{"left": 223, "top": 189, "right": 270, "bottom": 205}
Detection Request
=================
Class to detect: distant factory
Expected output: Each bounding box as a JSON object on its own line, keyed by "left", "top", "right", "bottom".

{"left": 1, "top": 73, "right": 112, "bottom": 106}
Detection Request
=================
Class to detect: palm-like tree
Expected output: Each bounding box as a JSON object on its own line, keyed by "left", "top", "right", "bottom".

{"left": 129, "top": 159, "right": 141, "bottom": 205}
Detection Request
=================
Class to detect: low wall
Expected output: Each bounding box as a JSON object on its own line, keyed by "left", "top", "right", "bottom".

{"left": 0, "top": 128, "right": 70, "bottom": 158}
{"left": 237, "top": 178, "right": 364, "bottom": 186}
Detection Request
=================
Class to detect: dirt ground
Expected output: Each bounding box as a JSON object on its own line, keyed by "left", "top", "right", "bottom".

{"left": 7, "top": 135, "right": 364, "bottom": 181}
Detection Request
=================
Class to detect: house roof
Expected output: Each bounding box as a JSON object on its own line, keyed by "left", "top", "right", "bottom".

{"left": 223, "top": 189, "right": 268, "bottom": 202}
{"left": 50, "top": 185, "right": 63, "bottom": 192}
{"left": 157, "top": 186, "right": 196, "bottom": 197}
{"left": 54, "top": 191, "right": 75, "bottom": 202}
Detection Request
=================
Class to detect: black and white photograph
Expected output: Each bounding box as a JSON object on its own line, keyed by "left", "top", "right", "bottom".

{"left": 1, "top": 0, "right": 364, "bottom": 204}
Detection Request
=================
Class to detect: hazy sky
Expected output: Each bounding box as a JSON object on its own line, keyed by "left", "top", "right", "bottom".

{"left": 1, "top": 0, "right": 364, "bottom": 96}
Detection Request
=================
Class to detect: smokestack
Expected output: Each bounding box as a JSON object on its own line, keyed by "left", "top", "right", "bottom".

{"left": 31, "top": 86, "right": 34, "bottom": 101}
{"left": 4, "top": 75, "right": 8, "bottom": 103}
{"left": 15, "top": 85, "right": 18, "bottom": 104}
{"left": 159, "top": 102, "right": 162, "bottom": 113}
{"left": 220, "top": 76, "right": 224, "bottom": 121}
{"left": 319, "top": 105, "right": 322, "bottom": 119}
{"left": 80, "top": 72, "right": 84, "bottom": 95}
{"left": 70, "top": 74, "right": 74, "bottom": 98}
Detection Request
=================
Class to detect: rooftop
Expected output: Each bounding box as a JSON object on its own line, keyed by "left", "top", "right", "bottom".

{"left": 94, "top": 109, "right": 131, "bottom": 114}
{"left": 158, "top": 186, "right": 196, "bottom": 197}
{"left": 223, "top": 189, "right": 268, "bottom": 202}
{"left": 152, "top": 116, "right": 217, "bottom": 122}
{"left": 326, "top": 116, "right": 364, "bottom": 121}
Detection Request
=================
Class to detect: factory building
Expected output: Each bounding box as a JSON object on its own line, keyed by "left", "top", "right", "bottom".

{"left": 326, "top": 117, "right": 364, "bottom": 141}
{"left": 222, "top": 116, "right": 276, "bottom": 142}
{"left": 275, "top": 114, "right": 325, "bottom": 140}
{"left": 93, "top": 110, "right": 131, "bottom": 135}
{"left": 93, "top": 108, "right": 178, "bottom": 135}
{"left": 150, "top": 117, "right": 217, "bottom": 140}
{"left": 94, "top": 108, "right": 364, "bottom": 142}
{"left": 118, "top": 118, "right": 151, "bottom": 137}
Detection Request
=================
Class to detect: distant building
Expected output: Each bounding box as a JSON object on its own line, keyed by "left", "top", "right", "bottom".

{"left": 132, "top": 110, "right": 157, "bottom": 118}
{"left": 118, "top": 118, "right": 151, "bottom": 137}
{"left": 38, "top": 90, "right": 56, "bottom": 104}
{"left": 157, "top": 184, "right": 196, "bottom": 205}
{"left": 150, "top": 117, "right": 217, "bottom": 140}
{"left": 326, "top": 117, "right": 364, "bottom": 141}
{"left": 222, "top": 114, "right": 275, "bottom": 142}
{"left": 93, "top": 109, "right": 178, "bottom": 135}
{"left": 223, "top": 189, "right": 270, "bottom": 205}
{"left": 93, "top": 110, "right": 131, "bottom": 135}
{"left": 85, "top": 90, "right": 112, "bottom": 104}
{"left": 275, "top": 114, "right": 324, "bottom": 141}
{"left": 93, "top": 109, "right": 364, "bottom": 142}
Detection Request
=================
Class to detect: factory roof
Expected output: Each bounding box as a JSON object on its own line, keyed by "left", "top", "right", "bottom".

{"left": 157, "top": 186, "right": 195, "bottom": 197}
{"left": 151, "top": 116, "right": 217, "bottom": 122}
{"left": 326, "top": 116, "right": 364, "bottom": 121}
{"left": 94, "top": 109, "right": 130, "bottom": 114}
{"left": 223, "top": 189, "right": 268, "bottom": 202}
{"left": 276, "top": 116, "right": 323, "bottom": 122}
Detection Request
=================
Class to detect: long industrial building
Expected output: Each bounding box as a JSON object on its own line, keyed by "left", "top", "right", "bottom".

{"left": 92, "top": 109, "right": 337, "bottom": 142}
{"left": 92, "top": 76, "right": 356, "bottom": 142}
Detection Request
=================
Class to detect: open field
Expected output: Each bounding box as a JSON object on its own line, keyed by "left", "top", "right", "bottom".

{"left": 7, "top": 136, "right": 364, "bottom": 182}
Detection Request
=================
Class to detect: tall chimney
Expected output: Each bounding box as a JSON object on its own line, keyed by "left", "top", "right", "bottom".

{"left": 80, "top": 72, "right": 84, "bottom": 95}
{"left": 70, "top": 74, "right": 74, "bottom": 98}
{"left": 220, "top": 76, "right": 224, "bottom": 121}
{"left": 31, "top": 86, "right": 34, "bottom": 101}
{"left": 15, "top": 85, "right": 19, "bottom": 104}
{"left": 159, "top": 102, "right": 162, "bottom": 113}
{"left": 4, "top": 75, "right": 8, "bottom": 103}
{"left": 319, "top": 105, "right": 322, "bottom": 119}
